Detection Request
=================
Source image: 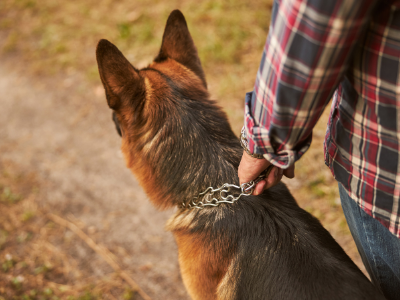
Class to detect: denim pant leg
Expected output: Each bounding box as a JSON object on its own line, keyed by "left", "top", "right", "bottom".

{"left": 338, "top": 183, "right": 400, "bottom": 300}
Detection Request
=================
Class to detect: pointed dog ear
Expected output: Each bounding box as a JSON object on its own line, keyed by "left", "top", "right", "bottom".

{"left": 96, "top": 39, "right": 144, "bottom": 110}
{"left": 156, "top": 10, "right": 207, "bottom": 89}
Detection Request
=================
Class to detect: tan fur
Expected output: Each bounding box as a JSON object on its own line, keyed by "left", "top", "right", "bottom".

{"left": 98, "top": 29, "right": 235, "bottom": 299}
{"left": 150, "top": 58, "right": 206, "bottom": 90}
{"left": 217, "top": 256, "right": 238, "bottom": 300}
{"left": 174, "top": 231, "right": 232, "bottom": 300}
{"left": 166, "top": 208, "right": 235, "bottom": 300}
{"left": 95, "top": 11, "right": 262, "bottom": 299}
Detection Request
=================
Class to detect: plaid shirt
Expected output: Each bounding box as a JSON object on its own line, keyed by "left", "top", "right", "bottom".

{"left": 244, "top": 0, "right": 400, "bottom": 237}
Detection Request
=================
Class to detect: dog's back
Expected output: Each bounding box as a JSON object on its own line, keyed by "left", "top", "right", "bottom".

{"left": 96, "top": 10, "right": 385, "bottom": 300}
{"left": 169, "top": 183, "right": 383, "bottom": 300}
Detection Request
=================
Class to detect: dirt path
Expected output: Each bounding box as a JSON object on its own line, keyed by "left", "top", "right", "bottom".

{"left": 0, "top": 57, "right": 189, "bottom": 299}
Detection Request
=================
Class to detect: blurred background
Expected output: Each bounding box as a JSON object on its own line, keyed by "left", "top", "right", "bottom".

{"left": 0, "top": 0, "right": 364, "bottom": 299}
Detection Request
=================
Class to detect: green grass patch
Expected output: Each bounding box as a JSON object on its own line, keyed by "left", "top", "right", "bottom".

{"left": 0, "top": 230, "right": 8, "bottom": 250}
{"left": 1, "top": 186, "right": 21, "bottom": 204}
{"left": 21, "top": 210, "right": 35, "bottom": 222}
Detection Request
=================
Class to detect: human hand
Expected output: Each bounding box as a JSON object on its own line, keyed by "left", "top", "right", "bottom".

{"left": 238, "top": 151, "right": 295, "bottom": 195}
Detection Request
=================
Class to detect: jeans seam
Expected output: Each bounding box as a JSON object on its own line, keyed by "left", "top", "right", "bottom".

{"left": 359, "top": 208, "right": 382, "bottom": 288}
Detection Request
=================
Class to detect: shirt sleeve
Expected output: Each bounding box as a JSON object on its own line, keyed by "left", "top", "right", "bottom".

{"left": 244, "top": 0, "right": 378, "bottom": 169}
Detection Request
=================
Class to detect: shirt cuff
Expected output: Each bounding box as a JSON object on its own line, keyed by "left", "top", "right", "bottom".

{"left": 243, "top": 92, "right": 298, "bottom": 169}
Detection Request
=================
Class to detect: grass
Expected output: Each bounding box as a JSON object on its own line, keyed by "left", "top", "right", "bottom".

{"left": 0, "top": 0, "right": 270, "bottom": 71}
{"left": 0, "top": 0, "right": 273, "bottom": 130}
{"left": 0, "top": 161, "right": 138, "bottom": 300}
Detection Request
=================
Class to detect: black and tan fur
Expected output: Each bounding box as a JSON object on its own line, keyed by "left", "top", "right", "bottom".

{"left": 96, "top": 10, "right": 385, "bottom": 300}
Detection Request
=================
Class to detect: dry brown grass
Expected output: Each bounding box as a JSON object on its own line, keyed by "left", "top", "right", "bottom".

{"left": 0, "top": 161, "right": 144, "bottom": 300}
{"left": 0, "top": 0, "right": 274, "bottom": 131}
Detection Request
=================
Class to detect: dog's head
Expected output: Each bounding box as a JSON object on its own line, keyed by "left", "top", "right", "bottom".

{"left": 96, "top": 10, "right": 239, "bottom": 208}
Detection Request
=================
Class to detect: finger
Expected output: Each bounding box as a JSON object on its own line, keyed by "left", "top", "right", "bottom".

{"left": 253, "top": 180, "right": 267, "bottom": 196}
{"left": 265, "top": 167, "right": 283, "bottom": 190}
{"left": 283, "top": 164, "right": 295, "bottom": 178}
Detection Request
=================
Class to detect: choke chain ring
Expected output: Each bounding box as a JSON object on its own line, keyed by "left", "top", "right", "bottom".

{"left": 182, "top": 165, "right": 274, "bottom": 210}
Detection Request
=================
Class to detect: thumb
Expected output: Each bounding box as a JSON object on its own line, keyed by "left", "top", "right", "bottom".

{"left": 283, "top": 164, "right": 295, "bottom": 178}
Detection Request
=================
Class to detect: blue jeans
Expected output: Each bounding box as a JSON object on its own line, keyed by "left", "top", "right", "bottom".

{"left": 339, "top": 183, "right": 400, "bottom": 300}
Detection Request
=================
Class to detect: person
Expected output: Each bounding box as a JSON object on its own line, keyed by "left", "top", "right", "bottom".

{"left": 237, "top": 0, "right": 400, "bottom": 299}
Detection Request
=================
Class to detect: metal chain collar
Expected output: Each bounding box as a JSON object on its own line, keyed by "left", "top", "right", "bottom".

{"left": 181, "top": 165, "right": 274, "bottom": 210}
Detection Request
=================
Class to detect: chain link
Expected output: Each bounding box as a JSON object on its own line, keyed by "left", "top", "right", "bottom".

{"left": 181, "top": 165, "right": 274, "bottom": 210}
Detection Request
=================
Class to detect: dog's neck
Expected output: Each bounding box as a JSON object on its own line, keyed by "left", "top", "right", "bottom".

{"left": 140, "top": 98, "right": 242, "bottom": 209}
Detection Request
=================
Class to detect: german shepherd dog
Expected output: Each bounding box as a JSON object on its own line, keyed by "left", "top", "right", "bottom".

{"left": 96, "top": 10, "right": 385, "bottom": 300}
